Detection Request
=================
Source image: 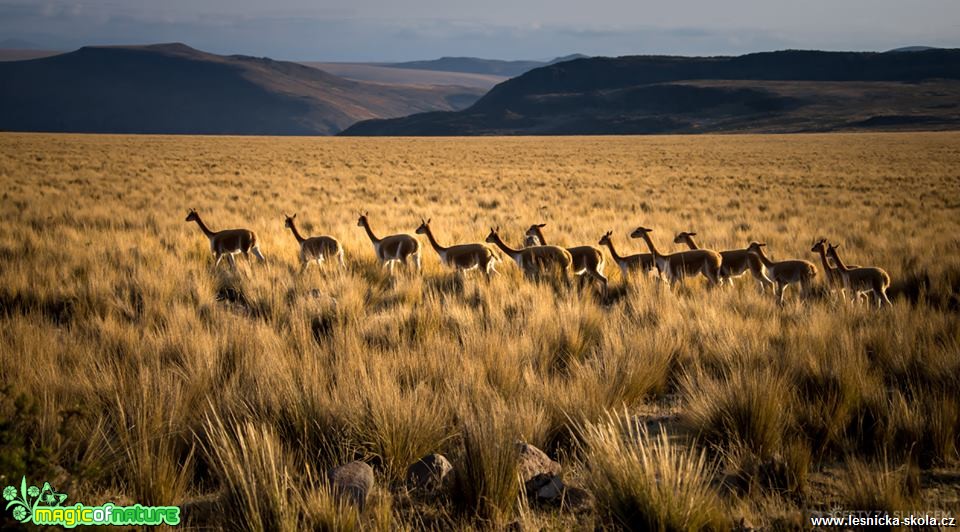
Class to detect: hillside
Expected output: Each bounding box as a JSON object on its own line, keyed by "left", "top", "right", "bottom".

{"left": 341, "top": 49, "right": 960, "bottom": 135}
{"left": 301, "top": 62, "right": 507, "bottom": 89}
{"left": 386, "top": 54, "right": 589, "bottom": 77}
{"left": 0, "top": 43, "right": 485, "bottom": 135}
{"left": 0, "top": 49, "right": 62, "bottom": 61}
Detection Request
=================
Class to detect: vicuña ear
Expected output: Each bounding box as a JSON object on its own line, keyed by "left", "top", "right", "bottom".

{"left": 689, "top": 232, "right": 697, "bottom": 236}
{"left": 427, "top": 218, "right": 431, "bottom": 224}
{"left": 537, "top": 223, "right": 546, "bottom": 228}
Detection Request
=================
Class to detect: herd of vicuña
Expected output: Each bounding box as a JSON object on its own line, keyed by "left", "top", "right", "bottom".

{"left": 185, "top": 209, "right": 893, "bottom": 307}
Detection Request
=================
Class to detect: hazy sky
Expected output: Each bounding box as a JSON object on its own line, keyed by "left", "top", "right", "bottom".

{"left": 1, "top": 0, "right": 958, "bottom": 61}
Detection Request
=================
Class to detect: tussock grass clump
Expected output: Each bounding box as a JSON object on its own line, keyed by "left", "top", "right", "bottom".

{"left": 578, "top": 410, "right": 728, "bottom": 530}
{"left": 838, "top": 457, "right": 921, "bottom": 515}
{"left": 202, "top": 413, "right": 298, "bottom": 532}
{"left": 451, "top": 400, "right": 522, "bottom": 527}
{"left": 681, "top": 366, "right": 791, "bottom": 461}
{"left": 351, "top": 377, "right": 455, "bottom": 485}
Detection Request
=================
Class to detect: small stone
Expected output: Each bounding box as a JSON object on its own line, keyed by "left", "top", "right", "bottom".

{"left": 535, "top": 476, "right": 565, "bottom": 501}
{"left": 515, "top": 441, "right": 561, "bottom": 494}
{"left": 406, "top": 453, "right": 454, "bottom": 492}
{"left": 328, "top": 461, "right": 374, "bottom": 508}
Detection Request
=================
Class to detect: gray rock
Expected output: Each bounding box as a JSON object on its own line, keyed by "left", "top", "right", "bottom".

{"left": 328, "top": 461, "right": 374, "bottom": 508}
{"left": 514, "top": 441, "right": 561, "bottom": 494}
{"left": 406, "top": 453, "right": 454, "bottom": 492}
{"left": 535, "top": 475, "right": 565, "bottom": 501}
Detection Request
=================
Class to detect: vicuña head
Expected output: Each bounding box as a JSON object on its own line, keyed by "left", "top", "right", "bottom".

{"left": 185, "top": 208, "right": 200, "bottom": 223}
{"left": 356, "top": 211, "right": 370, "bottom": 227}
{"left": 415, "top": 218, "right": 432, "bottom": 234}
{"left": 598, "top": 230, "right": 613, "bottom": 246}
{"left": 674, "top": 231, "right": 697, "bottom": 244}
{"left": 810, "top": 238, "right": 828, "bottom": 254}
{"left": 283, "top": 212, "right": 297, "bottom": 230}
{"left": 629, "top": 226, "right": 653, "bottom": 238}
{"left": 484, "top": 226, "right": 502, "bottom": 244}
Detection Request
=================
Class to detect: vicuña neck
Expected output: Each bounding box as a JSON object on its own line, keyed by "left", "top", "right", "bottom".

{"left": 422, "top": 225, "right": 448, "bottom": 253}
{"left": 816, "top": 248, "right": 833, "bottom": 272}
{"left": 489, "top": 234, "right": 520, "bottom": 258}
{"left": 192, "top": 216, "right": 215, "bottom": 237}
{"left": 532, "top": 227, "right": 548, "bottom": 245}
{"left": 753, "top": 247, "right": 774, "bottom": 267}
{"left": 360, "top": 219, "right": 381, "bottom": 243}
{"left": 602, "top": 240, "right": 623, "bottom": 261}
{"left": 682, "top": 235, "right": 700, "bottom": 250}
{"left": 831, "top": 251, "right": 850, "bottom": 272}
{"left": 288, "top": 221, "right": 306, "bottom": 243}
{"left": 637, "top": 232, "right": 663, "bottom": 259}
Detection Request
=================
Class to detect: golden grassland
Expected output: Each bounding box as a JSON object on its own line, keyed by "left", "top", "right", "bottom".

{"left": 0, "top": 132, "right": 959, "bottom": 529}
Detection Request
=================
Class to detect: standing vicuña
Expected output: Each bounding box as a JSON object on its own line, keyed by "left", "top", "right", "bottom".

{"left": 185, "top": 208, "right": 264, "bottom": 268}
{"left": 745, "top": 242, "right": 817, "bottom": 304}
{"left": 811, "top": 239, "right": 858, "bottom": 297}
{"left": 284, "top": 213, "right": 344, "bottom": 272}
{"left": 598, "top": 231, "right": 655, "bottom": 280}
{"left": 630, "top": 226, "right": 722, "bottom": 287}
{"left": 415, "top": 218, "right": 498, "bottom": 277}
{"left": 485, "top": 227, "right": 572, "bottom": 279}
{"left": 357, "top": 212, "right": 421, "bottom": 273}
{"left": 524, "top": 223, "right": 607, "bottom": 290}
{"left": 826, "top": 243, "right": 891, "bottom": 308}
{"left": 674, "top": 231, "right": 772, "bottom": 291}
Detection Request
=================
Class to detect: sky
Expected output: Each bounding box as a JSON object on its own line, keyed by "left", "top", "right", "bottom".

{"left": 1, "top": 0, "right": 958, "bottom": 61}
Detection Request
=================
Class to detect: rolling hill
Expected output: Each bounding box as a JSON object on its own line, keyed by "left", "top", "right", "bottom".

{"left": 0, "top": 48, "right": 62, "bottom": 61}
{"left": 300, "top": 62, "right": 507, "bottom": 89}
{"left": 341, "top": 49, "right": 960, "bottom": 136}
{"left": 0, "top": 43, "right": 485, "bottom": 135}
{"left": 386, "top": 54, "right": 589, "bottom": 77}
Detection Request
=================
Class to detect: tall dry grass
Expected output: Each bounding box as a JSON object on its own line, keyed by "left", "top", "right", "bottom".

{"left": 0, "top": 132, "right": 958, "bottom": 528}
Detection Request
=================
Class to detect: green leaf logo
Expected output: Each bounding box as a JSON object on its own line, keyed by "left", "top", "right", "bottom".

{"left": 4, "top": 476, "right": 67, "bottom": 523}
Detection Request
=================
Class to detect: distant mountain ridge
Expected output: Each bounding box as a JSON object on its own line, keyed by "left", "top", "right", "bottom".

{"left": 341, "top": 49, "right": 960, "bottom": 136}
{"left": 384, "top": 54, "right": 589, "bottom": 77}
{"left": 0, "top": 43, "right": 485, "bottom": 135}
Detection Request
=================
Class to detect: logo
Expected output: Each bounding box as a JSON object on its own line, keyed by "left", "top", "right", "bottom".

{"left": 4, "top": 476, "right": 180, "bottom": 528}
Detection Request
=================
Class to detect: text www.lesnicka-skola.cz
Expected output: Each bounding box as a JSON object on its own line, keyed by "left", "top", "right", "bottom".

{"left": 810, "top": 511, "right": 956, "bottom": 528}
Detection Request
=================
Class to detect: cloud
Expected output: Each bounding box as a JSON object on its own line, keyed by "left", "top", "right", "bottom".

{"left": 0, "top": 1, "right": 956, "bottom": 61}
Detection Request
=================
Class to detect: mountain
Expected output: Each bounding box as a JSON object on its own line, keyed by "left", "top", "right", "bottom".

{"left": 341, "top": 49, "right": 960, "bottom": 136}
{"left": 886, "top": 46, "right": 940, "bottom": 53}
{"left": 300, "top": 62, "right": 507, "bottom": 89}
{"left": 0, "top": 43, "right": 485, "bottom": 135}
{"left": 0, "top": 49, "right": 62, "bottom": 61}
{"left": 383, "top": 54, "right": 589, "bottom": 77}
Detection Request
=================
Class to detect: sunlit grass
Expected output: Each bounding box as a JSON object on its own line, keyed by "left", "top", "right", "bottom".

{"left": 0, "top": 132, "right": 958, "bottom": 528}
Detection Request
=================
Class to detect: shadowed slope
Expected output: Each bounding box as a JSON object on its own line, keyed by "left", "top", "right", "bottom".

{"left": 0, "top": 43, "right": 485, "bottom": 135}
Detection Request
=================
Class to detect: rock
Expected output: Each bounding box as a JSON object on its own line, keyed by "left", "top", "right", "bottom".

{"left": 535, "top": 475, "right": 565, "bottom": 501}
{"left": 526, "top": 473, "right": 558, "bottom": 494}
{"left": 734, "top": 516, "right": 757, "bottom": 531}
{"left": 514, "top": 441, "right": 561, "bottom": 493}
{"left": 406, "top": 453, "right": 454, "bottom": 492}
{"left": 328, "top": 461, "right": 374, "bottom": 508}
